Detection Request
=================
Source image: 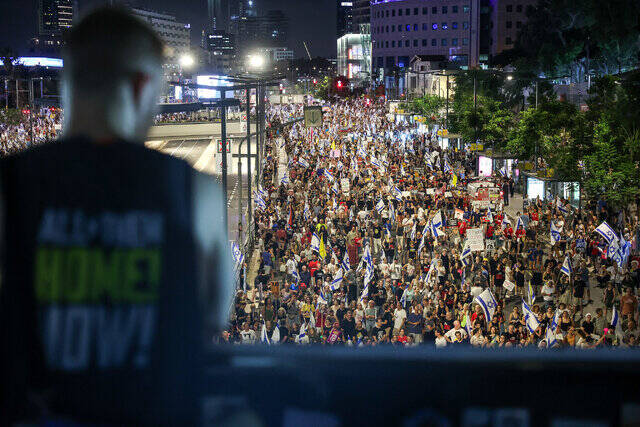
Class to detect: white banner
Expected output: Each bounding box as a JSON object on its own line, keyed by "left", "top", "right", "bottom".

{"left": 467, "top": 227, "right": 485, "bottom": 252}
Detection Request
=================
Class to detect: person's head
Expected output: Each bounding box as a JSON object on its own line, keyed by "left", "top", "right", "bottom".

{"left": 62, "top": 7, "right": 165, "bottom": 142}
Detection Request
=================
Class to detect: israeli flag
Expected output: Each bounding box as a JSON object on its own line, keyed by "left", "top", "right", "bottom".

{"left": 388, "top": 202, "right": 396, "bottom": 224}
{"left": 341, "top": 251, "right": 351, "bottom": 272}
{"left": 432, "top": 210, "right": 444, "bottom": 229}
{"left": 400, "top": 286, "right": 408, "bottom": 308}
{"left": 424, "top": 259, "right": 437, "bottom": 284}
{"left": 611, "top": 306, "right": 623, "bottom": 337}
{"left": 261, "top": 321, "right": 270, "bottom": 345}
{"left": 557, "top": 203, "right": 570, "bottom": 215}
{"left": 303, "top": 203, "right": 311, "bottom": 221}
{"left": 317, "top": 290, "right": 328, "bottom": 306}
{"left": 375, "top": 198, "right": 385, "bottom": 214}
{"left": 486, "top": 207, "right": 494, "bottom": 223}
{"left": 298, "top": 157, "right": 309, "bottom": 168}
{"left": 545, "top": 323, "right": 557, "bottom": 348}
{"left": 443, "top": 160, "right": 452, "bottom": 174}
{"left": 417, "top": 233, "right": 426, "bottom": 256}
{"left": 255, "top": 194, "right": 267, "bottom": 210}
{"left": 430, "top": 219, "right": 442, "bottom": 239}
{"left": 349, "top": 208, "right": 354, "bottom": 222}
{"left": 271, "top": 322, "right": 281, "bottom": 345}
{"left": 516, "top": 216, "right": 525, "bottom": 232}
{"left": 332, "top": 181, "right": 340, "bottom": 195}
{"left": 425, "top": 156, "right": 433, "bottom": 170}
{"left": 501, "top": 215, "right": 511, "bottom": 230}
{"left": 550, "top": 221, "right": 562, "bottom": 245}
{"left": 310, "top": 232, "right": 321, "bottom": 253}
{"left": 474, "top": 288, "right": 498, "bottom": 323}
{"left": 384, "top": 223, "right": 391, "bottom": 238}
{"left": 522, "top": 300, "right": 540, "bottom": 333}
{"left": 371, "top": 156, "right": 381, "bottom": 168}
{"left": 393, "top": 186, "right": 403, "bottom": 201}
{"left": 292, "top": 269, "right": 300, "bottom": 283}
{"left": 595, "top": 221, "right": 618, "bottom": 245}
{"left": 561, "top": 255, "right": 573, "bottom": 277}
{"left": 232, "top": 242, "right": 244, "bottom": 267}
{"left": 460, "top": 240, "right": 472, "bottom": 266}
{"left": 528, "top": 282, "right": 536, "bottom": 305}
{"left": 280, "top": 171, "right": 289, "bottom": 186}
{"left": 324, "top": 168, "right": 334, "bottom": 182}
{"left": 296, "top": 322, "right": 307, "bottom": 343}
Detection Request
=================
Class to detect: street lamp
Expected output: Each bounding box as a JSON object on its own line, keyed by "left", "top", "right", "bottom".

{"left": 179, "top": 53, "right": 195, "bottom": 69}
{"left": 247, "top": 54, "right": 265, "bottom": 70}
{"left": 506, "top": 75, "right": 513, "bottom": 81}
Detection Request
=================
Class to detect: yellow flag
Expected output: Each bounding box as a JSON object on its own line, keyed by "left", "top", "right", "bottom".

{"left": 331, "top": 140, "right": 336, "bottom": 150}
{"left": 452, "top": 174, "right": 458, "bottom": 187}
{"left": 319, "top": 235, "right": 326, "bottom": 259}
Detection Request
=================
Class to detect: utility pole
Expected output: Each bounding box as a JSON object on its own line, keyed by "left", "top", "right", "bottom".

{"left": 221, "top": 90, "right": 228, "bottom": 232}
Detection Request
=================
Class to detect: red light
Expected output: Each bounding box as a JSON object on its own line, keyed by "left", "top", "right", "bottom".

{"left": 313, "top": 79, "right": 317, "bottom": 85}
{"left": 22, "top": 109, "right": 30, "bottom": 115}
{"left": 337, "top": 80, "right": 343, "bottom": 88}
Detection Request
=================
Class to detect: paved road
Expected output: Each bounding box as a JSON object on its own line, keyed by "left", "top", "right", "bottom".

{"left": 146, "top": 138, "right": 250, "bottom": 242}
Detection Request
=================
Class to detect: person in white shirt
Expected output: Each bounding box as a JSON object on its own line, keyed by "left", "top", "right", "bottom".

{"left": 435, "top": 330, "right": 447, "bottom": 348}
{"left": 390, "top": 260, "right": 402, "bottom": 281}
{"left": 541, "top": 281, "right": 555, "bottom": 305}
{"left": 393, "top": 303, "right": 407, "bottom": 335}
{"left": 239, "top": 322, "right": 258, "bottom": 344}
{"left": 444, "top": 320, "right": 468, "bottom": 342}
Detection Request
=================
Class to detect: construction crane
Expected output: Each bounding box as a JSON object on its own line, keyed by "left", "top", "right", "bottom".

{"left": 303, "top": 41, "right": 313, "bottom": 61}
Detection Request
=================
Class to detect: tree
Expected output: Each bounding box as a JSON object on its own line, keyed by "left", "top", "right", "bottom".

{"left": 403, "top": 94, "right": 444, "bottom": 124}
{"left": 312, "top": 76, "right": 330, "bottom": 101}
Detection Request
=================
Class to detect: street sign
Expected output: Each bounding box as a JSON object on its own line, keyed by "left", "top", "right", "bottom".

{"left": 217, "top": 140, "right": 231, "bottom": 153}
{"left": 470, "top": 143, "right": 484, "bottom": 151}
{"left": 304, "top": 106, "right": 323, "bottom": 127}
{"left": 437, "top": 129, "right": 449, "bottom": 137}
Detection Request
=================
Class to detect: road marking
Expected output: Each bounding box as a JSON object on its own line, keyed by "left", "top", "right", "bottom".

{"left": 194, "top": 139, "right": 216, "bottom": 173}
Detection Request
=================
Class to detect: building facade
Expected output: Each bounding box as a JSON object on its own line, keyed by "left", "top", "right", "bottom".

{"left": 337, "top": 33, "right": 371, "bottom": 82}
{"left": 31, "top": 0, "right": 75, "bottom": 54}
{"left": 371, "top": 0, "right": 480, "bottom": 72}
{"left": 130, "top": 8, "right": 191, "bottom": 65}
{"left": 231, "top": 10, "right": 289, "bottom": 54}
{"left": 337, "top": 1, "right": 355, "bottom": 38}
{"left": 202, "top": 30, "right": 236, "bottom": 73}
{"left": 489, "top": 0, "right": 536, "bottom": 56}
{"left": 263, "top": 47, "right": 294, "bottom": 62}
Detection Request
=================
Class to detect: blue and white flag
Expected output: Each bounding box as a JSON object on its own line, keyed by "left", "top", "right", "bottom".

{"left": 595, "top": 221, "right": 618, "bottom": 245}
{"left": 522, "top": 300, "right": 540, "bottom": 333}
{"left": 384, "top": 223, "right": 391, "bottom": 238}
{"left": 545, "top": 323, "right": 557, "bottom": 347}
{"left": 432, "top": 210, "right": 444, "bottom": 229}
{"left": 443, "top": 159, "right": 452, "bottom": 174}
{"left": 336, "top": 160, "right": 344, "bottom": 171}
{"left": 271, "top": 322, "right": 280, "bottom": 345}
{"left": 516, "top": 216, "right": 525, "bottom": 232}
{"left": 261, "top": 321, "right": 270, "bottom": 345}
{"left": 474, "top": 288, "right": 498, "bottom": 323}
{"left": 486, "top": 207, "right": 494, "bottom": 223}
{"left": 561, "top": 255, "right": 573, "bottom": 277}
{"left": 310, "top": 232, "right": 321, "bottom": 253}
{"left": 331, "top": 268, "right": 344, "bottom": 291}
{"left": 528, "top": 282, "right": 536, "bottom": 305}
{"left": 296, "top": 322, "right": 307, "bottom": 343}
{"left": 611, "top": 306, "right": 623, "bottom": 337}
{"left": 557, "top": 203, "right": 570, "bottom": 215}
{"left": 280, "top": 171, "right": 289, "bottom": 186}
{"left": 417, "top": 233, "right": 426, "bottom": 256}
{"left": 460, "top": 240, "right": 472, "bottom": 266}
{"left": 550, "top": 221, "right": 562, "bottom": 245}
{"left": 424, "top": 259, "right": 437, "bottom": 285}
{"left": 410, "top": 222, "right": 417, "bottom": 241}
{"left": 375, "top": 198, "right": 385, "bottom": 214}
{"left": 341, "top": 251, "right": 351, "bottom": 272}
{"left": 400, "top": 286, "right": 408, "bottom": 308}
{"left": 232, "top": 241, "right": 244, "bottom": 268}
{"left": 388, "top": 201, "right": 396, "bottom": 224}
{"left": 323, "top": 168, "right": 334, "bottom": 182}
{"left": 463, "top": 313, "right": 472, "bottom": 336}
{"left": 303, "top": 203, "right": 311, "bottom": 221}
{"left": 393, "top": 186, "right": 403, "bottom": 201}
{"left": 501, "top": 215, "right": 511, "bottom": 230}
{"left": 298, "top": 157, "right": 309, "bottom": 168}
{"left": 317, "top": 289, "right": 328, "bottom": 306}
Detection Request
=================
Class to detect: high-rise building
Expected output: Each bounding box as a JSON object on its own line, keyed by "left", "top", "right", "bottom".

{"left": 208, "top": 0, "right": 226, "bottom": 30}
{"left": 337, "top": 1, "right": 354, "bottom": 38}
{"left": 231, "top": 10, "right": 289, "bottom": 54}
{"left": 337, "top": 33, "right": 370, "bottom": 82}
{"left": 131, "top": 8, "right": 191, "bottom": 65}
{"left": 370, "top": 0, "right": 481, "bottom": 71}
{"left": 31, "top": 0, "right": 75, "bottom": 54}
{"left": 202, "top": 30, "right": 236, "bottom": 73}
{"left": 352, "top": 0, "right": 371, "bottom": 26}
{"left": 489, "top": 0, "right": 536, "bottom": 57}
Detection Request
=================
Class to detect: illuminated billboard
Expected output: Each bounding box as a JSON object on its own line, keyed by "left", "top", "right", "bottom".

{"left": 17, "top": 57, "right": 63, "bottom": 68}
{"left": 196, "top": 75, "right": 235, "bottom": 100}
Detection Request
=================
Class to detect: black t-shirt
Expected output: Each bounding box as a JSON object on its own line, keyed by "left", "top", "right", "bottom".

{"left": 0, "top": 139, "right": 222, "bottom": 426}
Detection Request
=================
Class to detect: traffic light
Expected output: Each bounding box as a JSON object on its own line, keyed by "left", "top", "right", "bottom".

{"left": 313, "top": 78, "right": 317, "bottom": 85}
{"left": 279, "top": 83, "right": 284, "bottom": 94}
{"left": 336, "top": 80, "right": 343, "bottom": 89}
{"left": 21, "top": 109, "right": 30, "bottom": 115}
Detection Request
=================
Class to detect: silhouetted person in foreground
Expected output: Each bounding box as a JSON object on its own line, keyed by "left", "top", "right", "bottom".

{"left": 0, "top": 7, "right": 233, "bottom": 426}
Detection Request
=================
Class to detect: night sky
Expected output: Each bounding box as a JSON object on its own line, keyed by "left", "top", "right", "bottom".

{"left": 1, "top": 0, "right": 337, "bottom": 58}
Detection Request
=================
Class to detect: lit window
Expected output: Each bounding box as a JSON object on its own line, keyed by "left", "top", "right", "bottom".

{"left": 452, "top": 22, "right": 458, "bottom": 29}
{"left": 406, "top": 24, "right": 411, "bottom": 31}
{"left": 432, "top": 23, "right": 438, "bottom": 30}
{"left": 463, "top": 5, "right": 470, "bottom": 13}
{"left": 442, "top": 22, "right": 448, "bottom": 29}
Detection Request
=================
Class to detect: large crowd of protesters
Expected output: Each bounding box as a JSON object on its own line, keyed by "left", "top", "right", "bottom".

{"left": 225, "top": 98, "right": 640, "bottom": 350}
{"left": 0, "top": 108, "right": 61, "bottom": 156}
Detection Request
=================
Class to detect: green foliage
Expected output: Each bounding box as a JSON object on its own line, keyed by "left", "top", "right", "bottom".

{"left": 312, "top": 76, "right": 330, "bottom": 101}
{"left": 583, "top": 118, "right": 640, "bottom": 204}
{"left": 0, "top": 109, "right": 24, "bottom": 126}
{"left": 403, "top": 94, "right": 445, "bottom": 124}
